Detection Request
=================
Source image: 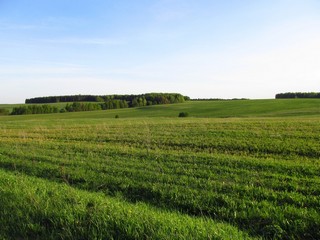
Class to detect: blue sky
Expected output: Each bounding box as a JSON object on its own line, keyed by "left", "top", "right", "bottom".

{"left": 1, "top": 0, "right": 319, "bottom": 103}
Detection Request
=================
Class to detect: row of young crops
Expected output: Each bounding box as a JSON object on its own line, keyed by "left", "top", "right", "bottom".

{"left": 0, "top": 117, "right": 319, "bottom": 239}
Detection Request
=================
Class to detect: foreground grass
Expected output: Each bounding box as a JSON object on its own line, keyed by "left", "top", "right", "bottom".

{"left": 0, "top": 115, "right": 319, "bottom": 239}
{"left": 0, "top": 169, "right": 253, "bottom": 240}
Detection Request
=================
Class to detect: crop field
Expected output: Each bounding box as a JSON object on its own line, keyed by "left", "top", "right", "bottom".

{"left": 0, "top": 100, "right": 319, "bottom": 239}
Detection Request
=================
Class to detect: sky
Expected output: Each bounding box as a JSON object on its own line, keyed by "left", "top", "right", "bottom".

{"left": 0, "top": 0, "right": 320, "bottom": 103}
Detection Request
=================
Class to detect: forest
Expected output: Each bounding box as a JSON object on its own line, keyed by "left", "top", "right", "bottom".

{"left": 7, "top": 93, "right": 189, "bottom": 115}
{"left": 275, "top": 92, "right": 320, "bottom": 99}
{"left": 11, "top": 105, "right": 59, "bottom": 115}
{"left": 25, "top": 93, "right": 189, "bottom": 106}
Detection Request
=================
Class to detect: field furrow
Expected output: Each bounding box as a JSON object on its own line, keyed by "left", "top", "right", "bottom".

{"left": 0, "top": 117, "right": 319, "bottom": 239}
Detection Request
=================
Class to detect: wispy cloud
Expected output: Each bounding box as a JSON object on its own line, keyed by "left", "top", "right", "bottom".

{"left": 42, "top": 37, "right": 126, "bottom": 46}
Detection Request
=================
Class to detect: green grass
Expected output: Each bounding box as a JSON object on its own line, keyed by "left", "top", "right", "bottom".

{"left": 0, "top": 99, "right": 319, "bottom": 119}
{"left": 0, "top": 169, "right": 252, "bottom": 240}
{"left": 134, "top": 99, "right": 320, "bottom": 118}
{"left": 0, "top": 100, "right": 319, "bottom": 239}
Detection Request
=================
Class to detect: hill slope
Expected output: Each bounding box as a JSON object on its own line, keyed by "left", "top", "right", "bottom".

{"left": 0, "top": 99, "right": 319, "bottom": 120}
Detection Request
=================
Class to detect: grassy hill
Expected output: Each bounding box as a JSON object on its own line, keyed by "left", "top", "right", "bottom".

{"left": 0, "top": 98, "right": 319, "bottom": 239}
{"left": 0, "top": 99, "right": 319, "bottom": 120}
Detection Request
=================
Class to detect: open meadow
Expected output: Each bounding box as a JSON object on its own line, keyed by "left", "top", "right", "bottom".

{"left": 0, "top": 99, "right": 319, "bottom": 239}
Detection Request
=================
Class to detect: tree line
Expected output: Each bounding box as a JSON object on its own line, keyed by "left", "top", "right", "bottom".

{"left": 10, "top": 93, "right": 188, "bottom": 115}
{"left": 64, "top": 100, "right": 129, "bottom": 112}
{"left": 275, "top": 92, "right": 320, "bottom": 99}
{"left": 11, "top": 105, "right": 59, "bottom": 115}
{"left": 11, "top": 100, "right": 130, "bottom": 115}
{"left": 25, "top": 93, "right": 189, "bottom": 106}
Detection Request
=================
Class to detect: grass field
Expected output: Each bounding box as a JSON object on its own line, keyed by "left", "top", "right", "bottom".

{"left": 0, "top": 98, "right": 320, "bottom": 119}
{"left": 0, "top": 99, "right": 319, "bottom": 239}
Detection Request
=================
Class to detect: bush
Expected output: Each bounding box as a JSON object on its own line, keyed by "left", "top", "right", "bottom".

{"left": 178, "top": 112, "right": 189, "bottom": 117}
{"left": 115, "top": 115, "right": 119, "bottom": 118}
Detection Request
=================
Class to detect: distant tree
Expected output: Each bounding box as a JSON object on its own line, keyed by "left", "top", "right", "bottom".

{"left": 26, "top": 93, "right": 189, "bottom": 105}
{"left": 276, "top": 92, "right": 320, "bottom": 99}
{"left": 65, "top": 102, "right": 102, "bottom": 112}
{"left": 95, "top": 96, "right": 105, "bottom": 102}
{"left": 132, "top": 98, "right": 139, "bottom": 107}
{"left": 11, "top": 105, "right": 59, "bottom": 115}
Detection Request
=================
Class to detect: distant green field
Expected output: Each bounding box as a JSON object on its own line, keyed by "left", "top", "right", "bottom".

{"left": 0, "top": 99, "right": 319, "bottom": 239}
{"left": 0, "top": 102, "right": 91, "bottom": 112}
{"left": 0, "top": 99, "right": 319, "bottom": 120}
